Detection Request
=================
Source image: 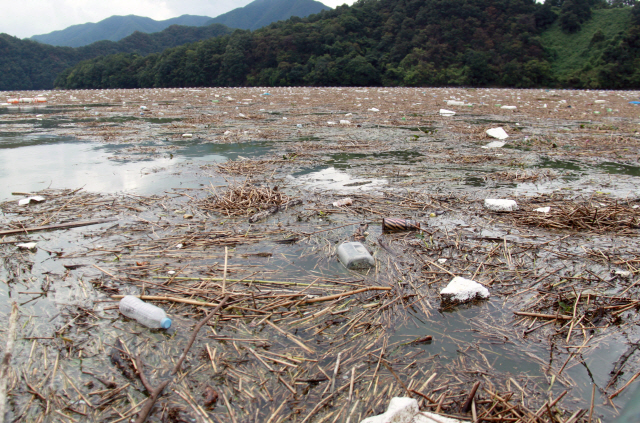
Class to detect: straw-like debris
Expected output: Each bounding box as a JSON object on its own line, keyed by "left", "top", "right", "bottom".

{"left": 215, "top": 158, "right": 279, "bottom": 176}
{"left": 485, "top": 169, "right": 557, "bottom": 182}
{"left": 512, "top": 198, "right": 640, "bottom": 234}
{"left": 198, "top": 181, "right": 293, "bottom": 217}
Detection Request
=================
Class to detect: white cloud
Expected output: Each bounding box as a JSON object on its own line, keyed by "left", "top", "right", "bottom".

{"left": 1, "top": 0, "right": 357, "bottom": 39}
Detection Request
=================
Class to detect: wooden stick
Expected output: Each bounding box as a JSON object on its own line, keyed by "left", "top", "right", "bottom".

{"left": 588, "top": 383, "right": 595, "bottom": 423}
{"left": 513, "top": 311, "right": 572, "bottom": 320}
{"left": 111, "top": 295, "right": 224, "bottom": 308}
{"left": 0, "top": 218, "right": 116, "bottom": 236}
{"left": 265, "top": 319, "right": 314, "bottom": 354}
{"left": 173, "top": 295, "right": 230, "bottom": 375}
{"left": 462, "top": 381, "right": 481, "bottom": 413}
{"left": 154, "top": 276, "right": 336, "bottom": 288}
{"left": 222, "top": 246, "right": 228, "bottom": 294}
{"left": 0, "top": 303, "right": 18, "bottom": 423}
{"left": 610, "top": 369, "right": 640, "bottom": 399}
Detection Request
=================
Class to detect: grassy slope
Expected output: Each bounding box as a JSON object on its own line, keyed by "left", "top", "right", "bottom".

{"left": 541, "top": 8, "right": 632, "bottom": 77}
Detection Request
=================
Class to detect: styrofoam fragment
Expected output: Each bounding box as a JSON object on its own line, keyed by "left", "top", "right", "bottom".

{"left": 340, "top": 120, "right": 351, "bottom": 125}
{"left": 594, "top": 100, "right": 606, "bottom": 104}
{"left": 368, "top": 108, "right": 379, "bottom": 112}
{"left": 501, "top": 105, "right": 517, "bottom": 110}
{"left": 182, "top": 133, "right": 193, "bottom": 138}
{"left": 535, "top": 207, "right": 550, "bottom": 213}
{"left": 439, "top": 109, "right": 455, "bottom": 116}
{"left": 486, "top": 127, "right": 508, "bottom": 139}
{"left": 327, "top": 121, "right": 336, "bottom": 125}
{"left": 481, "top": 141, "right": 505, "bottom": 149}
{"left": 18, "top": 196, "right": 46, "bottom": 206}
{"left": 440, "top": 276, "right": 490, "bottom": 304}
{"left": 360, "top": 397, "right": 419, "bottom": 423}
{"left": 446, "top": 100, "right": 465, "bottom": 106}
{"left": 485, "top": 199, "right": 518, "bottom": 211}
{"left": 17, "top": 242, "right": 37, "bottom": 250}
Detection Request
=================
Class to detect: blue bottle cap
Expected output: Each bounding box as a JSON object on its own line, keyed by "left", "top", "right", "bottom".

{"left": 161, "top": 317, "right": 172, "bottom": 329}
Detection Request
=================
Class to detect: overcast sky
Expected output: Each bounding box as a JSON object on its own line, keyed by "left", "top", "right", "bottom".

{"left": 2, "top": 0, "right": 356, "bottom": 39}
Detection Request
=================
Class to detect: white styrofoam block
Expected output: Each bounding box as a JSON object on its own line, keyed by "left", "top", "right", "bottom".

{"left": 439, "top": 109, "right": 455, "bottom": 116}
{"left": 440, "top": 276, "right": 490, "bottom": 304}
{"left": 360, "top": 397, "right": 419, "bottom": 423}
{"left": 414, "top": 412, "right": 463, "bottom": 423}
{"left": 18, "top": 196, "right": 46, "bottom": 206}
{"left": 17, "top": 242, "right": 37, "bottom": 250}
{"left": 481, "top": 141, "right": 505, "bottom": 149}
{"left": 486, "top": 127, "right": 508, "bottom": 139}
{"left": 484, "top": 199, "right": 518, "bottom": 211}
{"left": 535, "top": 206, "right": 550, "bottom": 213}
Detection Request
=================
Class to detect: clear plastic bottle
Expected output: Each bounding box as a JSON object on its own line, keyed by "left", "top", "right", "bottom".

{"left": 119, "top": 296, "right": 172, "bottom": 329}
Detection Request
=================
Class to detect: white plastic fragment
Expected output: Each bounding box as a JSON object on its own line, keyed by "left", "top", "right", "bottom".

{"left": 594, "top": 100, "right": 607, "bottom": 104}
{"left": 615, "top": 270, "right": 632, "bottom": 278}
{"left": 535, "top": 206, "right": 551, "bottom": 213}
{"left": 17, "top": 242, "right": 37, "bottom": 250}
{"left": 481, "top": 141, "right": 506, "bottom": 149}
{"left": 446, "top": 100, "right": 465, "bottom": 106}
{"left": 437, "top": 258, "right": 447, "bottom": 264}
{"left": 327, "top": 121, "right": 336, "bottom": 125}
{"left": 486, "top": 127, "right": 509, "bottom": 140}
{"left": 360, "top": 397, "right": 419, "bottom": 423}
{"left": 484, "top": 199, "right": 518, "bottom": 211}
{"left": 333, "top": 198, "right": 353, "bottom": 207}
{"left": 439, "top": 109, "right": 456, "bottom": 116}
{"left": 501, "top": 105, "right": 517, "bottom": 110}
{"left": 182, "top": 133, "right": 193, "bottom": 138}
{"left": 440, "top": 276, "right": 490, "bottom": 304}
{"left": 18, "top": 196, "right": 46, "bottom": 206}
{"left": 340, "top": 120, "right": 351, "bottom": 125}
{"left": 368, "top": 108, "right": 379, "bottom": 112}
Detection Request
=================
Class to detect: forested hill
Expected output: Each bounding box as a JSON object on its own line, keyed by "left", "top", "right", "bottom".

{"left": 207, "top": 0, "right": 330, "bottom": 30}
{"left": 54, "top": 0, "right": 640, "bottom": 89}
{"left": 56, "top": 0, "right": 553, "bottom": 89}
{"left": 0, "top": 24, "right": 232, "bottom": 91}
{"left": 30, "top": 15, "right": 214, "bottom": 48}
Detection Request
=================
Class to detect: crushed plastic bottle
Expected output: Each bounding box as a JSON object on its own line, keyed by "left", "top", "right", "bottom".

{"left": 119, "top": 295, "right": 172, "bottom": 329}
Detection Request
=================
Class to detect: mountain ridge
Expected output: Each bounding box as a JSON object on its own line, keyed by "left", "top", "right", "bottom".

{"left": 207, "top": 0, "right": 330, "bottom": 30}
{"left": 30, "top": 14, "right": 214, "bottom": 48}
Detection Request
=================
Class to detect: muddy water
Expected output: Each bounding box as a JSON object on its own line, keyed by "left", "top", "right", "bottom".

{"left": 2, "top": 87, "right": 640, "bottom": 422}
